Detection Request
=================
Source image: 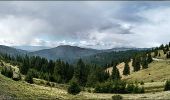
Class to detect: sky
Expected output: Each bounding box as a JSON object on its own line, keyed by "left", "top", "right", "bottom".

{"left": 0, "top": 1, "right": 170, "bottom": 49}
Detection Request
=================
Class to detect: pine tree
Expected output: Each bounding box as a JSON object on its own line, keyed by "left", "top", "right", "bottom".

{"left": 158, "top": 53, "right": 161, "bottom": 57}
{"left": 111, "top": 65, "right": 120, "bottom": 80}
{"left": 133, "top": 58, "right": 141, "bottom": 72}
{"left": 147, "top": 53, "right": 153, "bottom": 63}
{"left": 159, "top": 44, "right": 164, "bottom": 50}
{"left": 154, "top": 50, "right": 158, "bottom": 57}
{"left": 166, "top": 53, "right": 170, "bottom": 59}
{"left": 165, "top": 44, "right": 169, "bottom": 52}
{"left": 123, "top": 62, "right": 130, "bottom": 75}
{"left": 142, "top": 57, "right": 148, "bottom": 69}
{"left": 25, "top": 69, "right": 34, "bottom": 84}
{"left": 73, "top": 59, "right": 87, "bottom": 86}
{"left": 86, "top": 71, "right": 98, "bottom": 87}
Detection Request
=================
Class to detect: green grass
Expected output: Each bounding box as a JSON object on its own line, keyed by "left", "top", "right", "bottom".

{"left": 1, "top": 73, "right": 170, "bottom": 100}
{"left": 0, "top": 59, "right": 170, "bottom": 99}
{"left": 124, "top": 60, "right": 170, "bottom": 83}
{"left": 0, "top": 74, "right": 89, "bottom": 99}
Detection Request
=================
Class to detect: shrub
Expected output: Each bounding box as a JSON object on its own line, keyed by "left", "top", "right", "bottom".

{"left": 112, "top": 95, "right": 123, "bottom": 100}
{"left": 140, "top": 87, "right": 145, "bottom": 93}
{"left": 87, "top": 89, "right": 91, "bottom": 93}
{"left": 133, "top": 85, "right": 145, "bottom": 93}
{"left": 140, "top": 81, "right": 144, "bottom": 85}
{"left": 51, "top": 83, "right": 55, "bottom": 87}
{"left": 68, "top": 81, "right": 81, "bottom": 95}
{"left": 46, "top": 81, "right": 51, "bottom": 86}
{"left": 1, "top": 66, "right": 13, "bottom": 78}
{"left": 151, "top": 80, "right": 154, "bottom": 82}
{"left": 164, "top": 80, "right": 170, "bottom": 91}
{"left": 25, "top": 69, "right": 34, "bottom": 84}
{"left": 94, "top": 80, "right": 126, "bottom": 93}
{"left": 126, "top": 84, "right": 135, "bottom": 93}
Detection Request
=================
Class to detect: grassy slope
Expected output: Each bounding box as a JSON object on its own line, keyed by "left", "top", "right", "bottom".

{"left": 0, "top": 74, "right": 89, "bottom": 100}
{"left": 1, "top": 52, "right": 170, "bottom": 99}
{"left": 124, "top": 60, "right": 170, "bottom": 83}
{"left": 1, "top": 74, "right": 170, "bottom": 100}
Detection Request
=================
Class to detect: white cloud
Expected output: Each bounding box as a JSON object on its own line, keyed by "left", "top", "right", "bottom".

{"left": 0, "top": 1, "right": 170, "bottom": 49}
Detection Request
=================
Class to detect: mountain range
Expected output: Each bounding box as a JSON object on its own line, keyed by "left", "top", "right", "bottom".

{"left": 0, "top": 45, "right": 149, "bottom": 64}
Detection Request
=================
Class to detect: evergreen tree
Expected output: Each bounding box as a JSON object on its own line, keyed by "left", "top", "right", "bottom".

{"left": 164, "top": 80, "right": 170, "bottom": 91}
{"left": 73, "top": 59, "right": 87, "bottom": 86}
{"left": 25, "top": 69, "right": 34, "bottom": 84}
{"left": 158, "top": 53, "right": 161, "bottom": 57}
{"left": 111, "top": 65, "right": 120, "bottom": 80}
{"left": 166, "top": 53, "right": 170, "bottom": 59}
{"left": 123, "top": 62, "right": 130, "bottom": 75}
{"left": 20, "top": 55, "right": 30, "bottom": 75}
{"left": 133, "top": 58, "right": 141, "bottom": 72}
{"left": 159, "top": 44, "right": 164, "bottom": 50}
{"left": 1, "top": 66, "right": 13, "bottom": 78}
{"left": 147, "top": 53, "right": 153, "bottom": 63}
{"left": 142, "top": 57, "right": 148, "bottom": 69}
{"left": 154, "top": 50, "right": 158, "bottom": 57}
{"left": 68, "top": 81, "right": 81, "bottom": 95}
{"left": 165, "top": 44, "right": 169, "bottom": 52}
{"left": 86, "top": 71, "right": 98, "bottom": 87}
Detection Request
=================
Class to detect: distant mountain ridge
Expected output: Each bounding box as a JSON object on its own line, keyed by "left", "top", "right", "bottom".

{"left": 0, "top": 45, "right": 27, "bottom": 56}
{"left": 29, "top": 45, "right": 102, "bottom": 61}
{"left": 13, "top": 46, "right": 51, "bottom": 52}
{"left": 0, "top": 45, "right": 149, "bottom": 64}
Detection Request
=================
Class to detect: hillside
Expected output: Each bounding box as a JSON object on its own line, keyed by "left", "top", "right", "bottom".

{"left": 13, "top": 46, "right": 50, "bottom": 52}
{"left": 105, "top": 47, "right": 170, "bottom": 82}
{"left": 29, "top": 45, "right": 101, "bottom": 61}
{"left": 0, "top": 45, "right": 146, "bottom": 66}
{"left": 83, "top": 50, "right": 143, "bottom": 66}
{"left": 0, "top": 46, "right": 170, "bottom": 99}
{"left": 0, "top": 45, "right": 27, "bottom": 56}
{"left": 106, "top": 59, "right": 134, "bottom": 78}
{"left": 0, "top": 70, "right": 170, "bottom": 99}
{"left": 123, "top": 60, "right": 170, "bottom": 83}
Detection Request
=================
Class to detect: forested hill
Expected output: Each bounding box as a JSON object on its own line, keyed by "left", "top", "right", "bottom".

{"left": 0, "top": 45, "right": 27, "bottom": 56}
{"left": 29, "top": 45, "right": 102, "bottom": 61}
{"left": 82, "top": 50, "right": 146, "bottom": 67}
{"left": 0, "top": 45, "right": 148, "bottom": 66}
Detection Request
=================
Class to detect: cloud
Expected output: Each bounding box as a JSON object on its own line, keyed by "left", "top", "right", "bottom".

{"left": 0, "top": 1, "right": 170, "bottom": 49}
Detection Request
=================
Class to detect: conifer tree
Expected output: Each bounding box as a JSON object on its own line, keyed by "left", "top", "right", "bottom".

{"left": 147, "top": 53, "right": 153, "bottom": 63}
{"left": 133, "top": 57, "right": 141, "bottom": 72}
{"left": 73, "top": 59, "right": 87, "bottom": 86}
{"left": 154, "top": 50, "right": 158, "bottom": 57}
{"left": 111, "top": 65, "right": 120, "bottom": 80}
{"left": 142, "top": 58, "right": 148, "bottom": 69}
{"left": 123, "top": 62, "right": 130, "bottom": 75}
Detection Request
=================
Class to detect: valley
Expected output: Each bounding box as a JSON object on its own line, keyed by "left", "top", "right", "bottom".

{"left": 0, "top": 43, "right": 170, "bottom": 99}
{"left": 0, "top": 1, "right": 170, "bottom": 100}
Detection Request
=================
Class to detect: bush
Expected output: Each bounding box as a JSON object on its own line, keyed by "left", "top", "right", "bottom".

{"left": 1, "top": 66, "right": 13, "bottom": 78}
{"left": 46, "top": 81, "right": 51, "bottom": 86}
{"left": 25, "top": 69, "right": 34, "bottom": 84}
{"left": 164, "top": 80, "right": 170, "bottom": 91}
{"left": 87, "top": 89, "right": 91, "bottom": 93}
{"left": 126, "top": 84, "right": 135, "bottom": 93}
{"left": 94, "top": 80, "right": 126, "bottom": 93}
{"left": 133, "top": 85, "right": 145, "bottom": 93}
{"left": 68, "top": 81, "right": 81, "bottom": 95}
{"left": 140, "top": 81, "right": 144, "bottom": 85}
{"left": 112, "top": 95, "right": 123, "bottom": 100}
{"left": 94, "top": 81, "right": 145, "bottom": 94}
